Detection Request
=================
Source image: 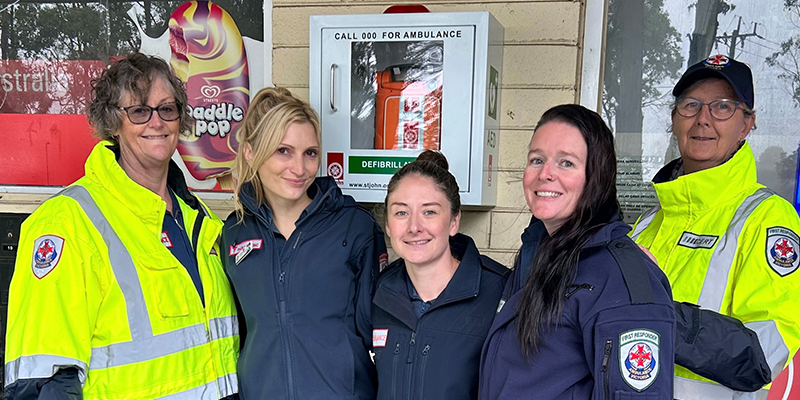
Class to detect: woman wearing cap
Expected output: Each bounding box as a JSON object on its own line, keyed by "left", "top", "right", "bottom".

{"left": 631, "top": 55, "right": 800, "bottom": 399}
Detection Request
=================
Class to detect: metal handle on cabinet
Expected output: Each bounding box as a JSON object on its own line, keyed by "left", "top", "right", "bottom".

{"left": 330, "top": 64, "right": 338, "bottom": 112}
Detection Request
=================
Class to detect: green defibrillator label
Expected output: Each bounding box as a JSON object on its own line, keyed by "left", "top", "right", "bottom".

{"left": 349, "top": 156, "right": 416, "bottom": 174}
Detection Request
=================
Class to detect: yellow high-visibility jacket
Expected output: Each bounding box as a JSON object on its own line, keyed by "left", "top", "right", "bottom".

{"left": 4, "top": 142, "right": 239, "bottom": 399}
{"left": 631, "top": 142, "right": 800, "bottom": 400}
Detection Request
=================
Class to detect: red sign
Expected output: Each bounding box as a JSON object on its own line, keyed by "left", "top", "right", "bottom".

{"left": 0, "top": 114, "right": 98, "bottom": 186}
{"left": 1, "top": 60, "right": 107, "bottom": 114}
{"left": 327, "top": 152, "right": 344, "bottom": 185}
{"left": 767, "top": 351, "right": 800, "bottom": 400}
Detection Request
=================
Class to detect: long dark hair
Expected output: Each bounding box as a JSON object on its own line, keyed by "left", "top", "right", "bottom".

{"left": 516, "top": 104, "right": 620, "bottom": 356}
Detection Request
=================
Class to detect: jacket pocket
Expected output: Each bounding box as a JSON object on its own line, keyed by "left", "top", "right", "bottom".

{"left": 415, "top": 336, "right": 435, "bottom": 400}
{"left": 140, "top": 259, "right": 190, "bottom": 318}
{"left": 391, "top": 335, "right": 404, "bottom": 400}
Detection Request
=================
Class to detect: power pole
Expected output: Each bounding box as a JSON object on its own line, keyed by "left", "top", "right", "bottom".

{"left": 717, "top": 16, "right": 759, "bottom": 59}
{"left": 689, "top": 0, "right": 721, "bottom": 64}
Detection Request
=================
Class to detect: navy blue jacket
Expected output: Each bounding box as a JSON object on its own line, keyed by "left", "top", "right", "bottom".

{"left": 372, "top": 234, "right": 509, "bottom": 400}
{"left": 222, "top": 177, "right": 386, "bottom": 400}
{"left": 479, "top": 217, "right": 675, "bottom": 400}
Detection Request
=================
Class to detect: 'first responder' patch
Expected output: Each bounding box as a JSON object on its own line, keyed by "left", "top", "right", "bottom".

{"left": 619, "top": 329, "right": 660, "bottom": 392}
{"left": 766, "top": 227, "right": 800, "bottom": 277}
{"left": 32, "top": 235, "right": 65, "bottom": 279}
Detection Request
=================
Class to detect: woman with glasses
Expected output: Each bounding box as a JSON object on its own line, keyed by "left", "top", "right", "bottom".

{"left": 630, "top": 55, "right": 800, "bottom": 399}
{"left": 3, "top": 52, "right": 239, "bottom": 399}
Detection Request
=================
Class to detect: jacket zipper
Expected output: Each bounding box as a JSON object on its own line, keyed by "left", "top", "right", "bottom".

{"left": 405, "top": 331, "right": 416, "bottom": 400}
{"left": 278, "top": 230, "right": 302, "bottom": 400}
{"left": 416, "top": 344, "right": 431, "bottom": 399}
{"left": 391, "top": 341, "right": 401, "bottom": 399}
{"left": 601, "top": 340, "right": 612, "bottom": 400}
{"left": 279, "top": 301, "right": 295, "bottom": 400}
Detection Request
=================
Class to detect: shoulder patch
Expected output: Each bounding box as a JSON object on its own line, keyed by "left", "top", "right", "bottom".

{"left": 32, "top": 235, "right": 65, "bottom": 279}
{"left": 765, "top": 227, "right": 800, "bottom": 277}
{"left": 619, "top": 329, "right": 660, "bottom": 391}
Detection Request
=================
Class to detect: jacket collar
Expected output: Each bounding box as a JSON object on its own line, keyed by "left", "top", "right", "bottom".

{"left": 83, "top": 141, "right": 201, "bottom": 224}
{"left": 513, "top": 214, "right": 628, "bottom": 292}
{"left": 373, "top": 234, "right": 483, "bottom": 330}
{"left": 239, "top": 176, "right": 345, "bottom": 228}
{"left": 651, "top": 141, "right": 757, "bottom": 211}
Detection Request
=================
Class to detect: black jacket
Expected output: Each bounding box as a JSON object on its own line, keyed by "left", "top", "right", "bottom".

{"left": 222, "top": 177, "right": 386, "bottom": 400}
{"left": 372, "top": 234, "right": 509, "bottom": 400}
{"left": 479, "top": 218, "right": 676, "bottom": 400}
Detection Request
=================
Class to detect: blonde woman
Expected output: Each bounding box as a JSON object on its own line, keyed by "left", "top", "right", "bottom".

{"left": 221, "top": 87, "right": 386, "bottom": 400}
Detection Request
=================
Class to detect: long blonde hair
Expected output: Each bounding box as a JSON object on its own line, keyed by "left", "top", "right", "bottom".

{"left": 233, "top": 87, "right": 321, "bottom": 220}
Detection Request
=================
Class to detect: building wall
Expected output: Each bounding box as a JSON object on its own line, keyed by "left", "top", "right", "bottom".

{"left": 273, "top": 0, "right": 587, "bottom": 265}
{"left": 0, "top": 1, "right": 589, "bottom": 265}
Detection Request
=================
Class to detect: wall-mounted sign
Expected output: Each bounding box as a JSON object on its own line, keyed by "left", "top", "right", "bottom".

{"left": 310, "top": 12, "right": 503, "bottom": 206}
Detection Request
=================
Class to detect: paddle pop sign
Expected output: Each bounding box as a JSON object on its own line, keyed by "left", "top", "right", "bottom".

{"left": 169, "top": 1, "right": 250, "bottom": 188}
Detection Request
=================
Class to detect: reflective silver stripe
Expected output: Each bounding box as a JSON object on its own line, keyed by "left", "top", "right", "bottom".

{"left": 209, "top": 315, "right": 239, "bottom": 341}
{"left": 156, "top": 379, "right": 219, "bottom": 400}
{"left": 61, "top": 185, "right": 153, "bottom": 339}
{"left": 679, "top": 188, "right": 780, "bottom": 399}
{"left": 697, "top": 188, "right": 774, "bottom": 311}
{"left": 217, "top": 373, "right": 238, "bottom": 398}
{"left": 89, "top": 323, "right": 208, "bottom": 370}
{"left": 745, "top": 320, "right": 790, "bottom": 381}
{"left": 630, "top": 205, "right": 660, "bottom": 240}
{"left": 4, "top": 355, "right": 88, "bottom": 387}
{"left": 674, "top": 376, "right": 768, "bottom": 399}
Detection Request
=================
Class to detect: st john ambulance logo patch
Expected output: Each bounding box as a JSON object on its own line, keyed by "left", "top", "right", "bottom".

{"left": 32, "top": 235, "right": 65, "bottom": 279}
{"left": 619, "top": 329, "right": 660, "bottom": 391}
{"left": 766, "top": 227, "right": 800, "bottom": 277}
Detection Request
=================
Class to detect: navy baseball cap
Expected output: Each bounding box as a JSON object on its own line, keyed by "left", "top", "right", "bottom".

{"left": 672, "top": 54, "right": 754, "bottom": 109}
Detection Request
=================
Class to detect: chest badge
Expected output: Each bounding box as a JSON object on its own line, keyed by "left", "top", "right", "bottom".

{"left": 229, "top": 239, "right": 263, "bottom": 265}
{"left": 372, "top": 329, "right": 388, "bottom": 347}
{"left": 161, "top": 231, "right": 174, "bottom": 248}
{"left": 766, "top": 227, "right": 800, "bottom": 277}
{"left": 619, "top": 329, "right": 660, "bottom": 391}
{"left": 677, "top": 232, "right": 718, "bottom": 249}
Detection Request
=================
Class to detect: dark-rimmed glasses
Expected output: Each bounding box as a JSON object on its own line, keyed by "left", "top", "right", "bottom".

{"left": 675, "top": 97, "right": 741, "bottom": 121}
{"left": 118, "top": 102, "right": 181, "bottom": 125}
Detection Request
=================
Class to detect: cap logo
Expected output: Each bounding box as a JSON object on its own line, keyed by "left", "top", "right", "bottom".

{"left": 703, "top": 54, "right": 730, "bottom": 69}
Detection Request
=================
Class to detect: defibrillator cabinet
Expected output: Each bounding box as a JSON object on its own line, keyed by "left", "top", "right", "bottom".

{"left": 309, "top": 12, "right": 503, "bottom": 205}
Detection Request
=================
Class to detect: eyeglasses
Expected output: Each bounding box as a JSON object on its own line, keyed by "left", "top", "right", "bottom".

{"left": 118, "top": 102, "right": 181, "bottom": 124}
{"left": 675, "top": 97, "right": 741, "bottom": 121}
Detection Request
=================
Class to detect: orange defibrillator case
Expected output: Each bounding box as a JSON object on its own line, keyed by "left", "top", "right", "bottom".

{"left": 375, "top": 64, "right": 442, "bottom": 150}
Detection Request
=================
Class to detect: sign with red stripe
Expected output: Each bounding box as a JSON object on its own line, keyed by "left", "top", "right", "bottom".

{"left": 768, "top": 350, "right": 800, "bottom": 400}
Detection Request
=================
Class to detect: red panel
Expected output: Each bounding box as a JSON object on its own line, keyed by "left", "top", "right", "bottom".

{"left": 768, "top": 350, "right": 800, "bottom": 400}
{"left": 0, "top": 114, "right": 98, "bottom": 186}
